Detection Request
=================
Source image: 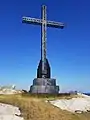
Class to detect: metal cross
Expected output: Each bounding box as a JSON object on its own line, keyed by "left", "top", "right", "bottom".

{"left": 22, "top": 5, "right": 65, "bottom": 78}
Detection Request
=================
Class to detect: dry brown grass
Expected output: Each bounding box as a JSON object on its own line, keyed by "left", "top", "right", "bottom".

{"left": 0, "top": 94, "right": 90, "bottom": 120}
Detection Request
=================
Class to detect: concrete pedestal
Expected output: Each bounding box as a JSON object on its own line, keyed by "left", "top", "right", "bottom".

{"left": 30, "top": 78, "right": 59, "bottom": 94}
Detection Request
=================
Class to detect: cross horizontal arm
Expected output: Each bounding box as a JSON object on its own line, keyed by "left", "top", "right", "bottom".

{"left": 22, "top": 17, "right": 41, "bottom": 25}
{"left": 47, "top": 21, "right": 64, "bottom": 29}
{"left": 22, "top": 16, "right": 65, "bottom": 29}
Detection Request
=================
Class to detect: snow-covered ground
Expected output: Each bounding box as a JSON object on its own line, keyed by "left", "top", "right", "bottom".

{"left": 0, "top": 103, "right": 24, "bottom": 120}
{"left": 49, "top": 93, "right": 90, "bottom": 113}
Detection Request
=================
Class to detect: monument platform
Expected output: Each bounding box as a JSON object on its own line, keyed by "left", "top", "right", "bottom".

{"left": 30, "top": 78, "right": 59, "bottom": 94}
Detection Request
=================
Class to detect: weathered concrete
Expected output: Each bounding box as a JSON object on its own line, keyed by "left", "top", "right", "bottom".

{"left": 30, "top": 78, "right": 59, "bottom": 94}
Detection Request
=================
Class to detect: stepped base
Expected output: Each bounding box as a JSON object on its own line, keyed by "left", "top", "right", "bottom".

{"left": 30, "top": 78, "right": 59, "bottom": 94}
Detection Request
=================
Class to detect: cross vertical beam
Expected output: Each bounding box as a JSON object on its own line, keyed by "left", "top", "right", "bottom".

{"left": 22, "top": 5, "right": 65, "bottom": 79}
{"left": 41, "top": 5, "right": 47, "bottom": 78}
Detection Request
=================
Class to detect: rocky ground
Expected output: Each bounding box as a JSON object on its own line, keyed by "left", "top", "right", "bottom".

{"left": 0, "top": 85, "right": 24, "bottom": 120}
{"left": 0, "top": 103, "right": 24, "bottom": 120}
{"left": 49, "top": 93, "right": 90, "bottom": 113}
{"left": 0, "top": 86, "right": 90, "bottom": 120}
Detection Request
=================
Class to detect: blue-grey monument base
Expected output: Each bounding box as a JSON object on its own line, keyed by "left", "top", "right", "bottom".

{"left": 30, "top": 78, "right": 59, "bottom": 94}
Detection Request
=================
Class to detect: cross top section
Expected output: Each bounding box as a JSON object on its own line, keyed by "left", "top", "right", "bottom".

{"left": 22, "top": 5, "right": 65, "bottom": 78}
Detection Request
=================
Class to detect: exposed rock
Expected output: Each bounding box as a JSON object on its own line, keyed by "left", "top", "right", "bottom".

{"left": 22, "top": 89, "right": 28, "bottom": 93}
{"left": 0, "top": 103, "right": 24, "bottom": 120}
{"left": 0, "top": 85, "right": 23, "bottom": 95}
{"left": 49, "top": 93, "right": 90, "bottom": 113}
{"left": 75, "top": 110, "right": 83, "bottom": 113}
